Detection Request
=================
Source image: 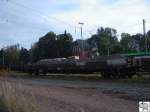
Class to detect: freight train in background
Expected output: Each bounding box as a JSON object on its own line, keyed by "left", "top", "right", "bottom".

{"left": 11, "top": 52, "right": 150, "bottom": 79}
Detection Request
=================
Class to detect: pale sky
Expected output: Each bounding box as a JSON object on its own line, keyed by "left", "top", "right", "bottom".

{"left": 0, "top": 0, "right": 150, "bottom": 48}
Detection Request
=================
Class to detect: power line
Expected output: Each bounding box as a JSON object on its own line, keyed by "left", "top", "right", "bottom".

{"left": 10, "top": 0, "right": 81, "bottom": 37}
{"left": 7, "top": 0, "right": 80, "bottom": 29}
{"left": 2, "top": 0, "right": 150, "bottom": 39}
{"left": 0, "top": 0, "right": 77, "bottom": 30}
{"left": 1, "top": 0, "right": 81, "bottom": 37}
{"left": 0, "top": 9, "right": 55, "bottom": 32}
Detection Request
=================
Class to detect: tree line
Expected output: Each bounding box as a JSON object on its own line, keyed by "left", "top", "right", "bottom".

{"left": 0, "top": 27, "right": 150, "bottom": 67}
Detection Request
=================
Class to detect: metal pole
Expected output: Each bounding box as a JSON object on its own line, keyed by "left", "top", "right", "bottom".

{"left": 2, "top": 49, "right": 5, "bottom": 67}
{"left": 143, "top": 19, "right": 148, "bottom": 54}
{"left": 78, "top": 22, "right": 84, "bottom": 56}
{"left": 107, "top": 47, "right": 110, "bottom": 56}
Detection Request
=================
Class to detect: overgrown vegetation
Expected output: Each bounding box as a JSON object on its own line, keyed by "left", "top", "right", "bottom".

{"left": 116, "top": 76, "right": 150, "bottom": 84}
{"left": 0, "top": 69, "right": 12, "bottom": 76}
{"left": 0, "top": 81, "right": 37, "bottom": 112}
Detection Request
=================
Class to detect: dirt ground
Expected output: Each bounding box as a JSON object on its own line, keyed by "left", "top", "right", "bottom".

{"left": 0, "top": 77, "right": 143, "bottom": 112}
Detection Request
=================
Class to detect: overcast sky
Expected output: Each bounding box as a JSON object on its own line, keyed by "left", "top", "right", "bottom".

{"left": 0, "top": 0, "right": 150, "bottom": 49}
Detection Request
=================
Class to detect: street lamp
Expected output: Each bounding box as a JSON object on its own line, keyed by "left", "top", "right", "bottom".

{"left": 78, "top": 22, "right": 84, "bottom": 57}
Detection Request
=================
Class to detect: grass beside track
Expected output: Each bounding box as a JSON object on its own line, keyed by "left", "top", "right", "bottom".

{"left": 4, "top": 71, "right": 102, "bottom": 81}
{"left": 6, "top": 71, "right": 150, "bottom": 85}
{"left": 0, "top": 70, "right": 150, "bottom": 104}
{"left": 0, "top": 79, "right": 37, "bottom": 112}
{"left": 1, "top": 70, "right": 150, "bottom": 86}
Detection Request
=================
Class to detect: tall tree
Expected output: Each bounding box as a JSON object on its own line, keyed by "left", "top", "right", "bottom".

{"left": 132, "top": 33, "right": 144, "bottom": 51}
{"left": 88, "top": 27, "right": 118, "bottom": 55}
{"left": 19, "top": 47, "right": 29, "bottom": 64}
{"left": 3, "top": 44, "right": 20, "bottom": 66}
{"left": 38, "top": 31, "right": 57, "bottom": 59}
{"left": 57, "top": 30, "right": 73, "bottom": 57}
{"left": 120, "top": 33, "right": 133, "bottom": 53}
{"left": 29, "top": 43, "right": 40, "bottom": 62}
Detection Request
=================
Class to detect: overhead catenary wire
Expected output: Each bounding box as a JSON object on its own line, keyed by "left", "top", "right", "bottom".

{"left": 0, "top": 7, "right": 56, "bottom": 33}
{"left": 0, "top": 0, "right": 80, "bottom": 37}
{"left": 1, "top": 0, "right": 150, "bottom": 39}
{"left": 5, "top": 0, "right": 80, "bottom": 29}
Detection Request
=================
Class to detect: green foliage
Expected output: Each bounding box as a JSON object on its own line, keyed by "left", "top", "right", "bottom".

{"left": 2, "top": 44, "right": 20, "bottom": 66}
{"left": 29, "top": 31, "right": 73, "bottom": 61}
{"left": 120, "top": 32, "right": 150, "bottom": 53}
{"left": 120, "top": 33, "right": 133, "bottom": 53}
{"left": 38, "top": 31, "right": 57, "bottom": 59}
{"left": 111, "top": 43, "right": 124, "bottom": 54}
{"left": 29, "top": 43, "right": 40, "bottom": 62}
{"left": 88, "top": 27, "right": 119, "bottom": 55}
{"left": 57, "top": 31, "right": 73, "bottom": 57}
{"left": 0, "top": 28, "right": 150, "bottom": 67}
{"left": 20, "top": 47, "right": 29, "bottom": 64}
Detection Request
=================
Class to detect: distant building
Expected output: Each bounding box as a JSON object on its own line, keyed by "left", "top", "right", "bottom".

{"left": 72, "top": 42, "right": 81, "bottom": 57}
{"left": 72, "top": 41, "right": 99, "bottom": 59}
